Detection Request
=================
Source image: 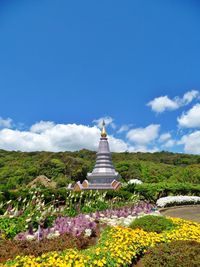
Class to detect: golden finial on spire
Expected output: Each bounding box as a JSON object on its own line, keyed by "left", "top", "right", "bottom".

{"left": 101, "top": 120, "right": 107, "bottom": 137}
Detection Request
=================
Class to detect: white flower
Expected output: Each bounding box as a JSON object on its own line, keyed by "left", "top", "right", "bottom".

{"left": 13, "top": 210, "right": 19, "bottom": 217}
{"left": 123, "top": 219, "right": 132, "bottom": 226}
{"left": 111, "top": 215, "right": 118, "bottom": 219}
{"left": 84, "top": 228, "right": 92, "bottom": 237}
{"left": 26, "top": 235, "right": 35, "bottom": 241}
{"left": 97, "top": 211, "right": 161, "bottom": 227}
{"left": 128, "top": 179, "right": 143, "bottom": 185}
{"left": 55, "top": 230, "right": 60, "bottom": 236}
{"left": 22, "top": 198, "right": 27, "bottom": 203}
{"left": 156, "top": 196, "right": 200, "bottom": 208}
{"left": 25, "top": 218, "right": 32, "bottom": 223}
{"left": 47, "top": 231, "right": 60, "bottom": 239}
{"left": 41, "top": 210, "right": 48, "bottom": 216}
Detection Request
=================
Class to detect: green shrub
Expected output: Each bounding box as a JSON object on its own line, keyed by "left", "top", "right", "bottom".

{"left": 105, "top": 189, "right": 133, "bottom": 201}
{"left": 130, "top": 215, "right": 176, "bottom": 233}
{"left": 142, "top": 240, "right": 200, "bottom": 267}
{"left": 0, "top": 217, "right": 26, "bottom": 239}
{"left": 124, "top": 182, "right": 200, "bottom": 202}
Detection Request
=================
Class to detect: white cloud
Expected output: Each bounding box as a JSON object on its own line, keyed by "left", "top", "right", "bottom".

{"left": 148, "top": 96, "right": 178, "bottom": 113}
{"left": 128, "top": 145, "right": 159, "bottom": 153}
{"left": 178, "top": 103, "right": 200, "bottom": 128}
{"left": 159, "top": 133, "right": 176, "bottom": 149}
{"left": 178, "top": 131, "right": 200, "bottom": 154}
{"left": 159, "top": 132, "right": 171, "bottom": 142}
{"left": 182, "top": 90, "right": 199, "bottom": 105}
{"left": 162, "top": 139, "right": 176, "bottom": 148}
{"left": 0, "top": 121, "right": 129, "bottom": 152}
{"left": 127, "top": 124, "right": 160, "bottom": 145}
{"left": 93, "top": 116, "right": 116, "bottom": 129}
{"left": 117, "top": 124, "right": 131, "bottom": 133}
{"left": 30, "top": 121, "right": 55, "bottom": 133}
{"left": 148, "top": 90, "right": 199, "bottom": 113}
{"left": 108, "top": 136, "right": 129, "bottom": 152}
{"left": 0, "top": 117, "right": 13, "bottom": 128}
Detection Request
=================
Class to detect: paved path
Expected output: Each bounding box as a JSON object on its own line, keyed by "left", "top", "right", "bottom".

{"left": 160, "top": 205, "right": 200, "bottom": 223}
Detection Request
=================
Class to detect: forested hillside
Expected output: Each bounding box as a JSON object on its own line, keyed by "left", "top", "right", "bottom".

{"left": 0, "top": 149, "right": 200, "bottom": 190}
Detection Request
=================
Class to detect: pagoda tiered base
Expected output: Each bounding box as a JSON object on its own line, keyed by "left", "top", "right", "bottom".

{"left": 87, "top": 172, "right": 119, "bottom": 184}
{"left": 69, "top": 179, "right": 121, "bottom": 191}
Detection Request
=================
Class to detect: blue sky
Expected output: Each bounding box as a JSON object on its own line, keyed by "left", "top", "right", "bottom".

{"left": 1, "top": 0, "right": 200, "bottom": 154}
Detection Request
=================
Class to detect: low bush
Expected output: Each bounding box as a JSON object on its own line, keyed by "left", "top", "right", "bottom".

{"left": 0, "top": 232, "right": 97, "bottom": 262}
{"left": 105, "top": 189, "right": 133, "bottom": 201}
{"left": 125, "top": 182, "right": 200, "bottom": 202}
{"left": 129, "top": 215, "right": 176, "bottom": 233}
{"left": 142, "top": 240, "right": 200, "bottom": 267}
{"left": 1, "top": 188, "right": 67, "bottom": 205}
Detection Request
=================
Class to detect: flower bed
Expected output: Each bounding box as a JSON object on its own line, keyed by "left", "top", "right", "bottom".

{"left": 0, "top": 233, "right": 96, "bottom": 263}
{"left": 3, "top": 217, "right": 200, "bottom": 267}
{"left": 15, "top": 214, "right": 97, "bottom": 241}
{"left": 13, "top": 203, "right": 156, "bottom": 241}
{"left": 90, "top": 202, "right": 157, "bottom": 226}
{"left": 0, "top": 190, "right": 141, "bottom": 240}
{"left": 157, "top": 196, "right": 200, "bottom": 208}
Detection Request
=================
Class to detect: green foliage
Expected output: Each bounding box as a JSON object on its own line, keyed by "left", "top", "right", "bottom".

{"left": 62, "top": 208, "right": 77, "bottom": 217}
{"left": 0, "top": 189, "right": 62, "bottom": 238}
{"left": 0, "top": 188, "right": 67, "bottom": 206}
{"left": 125, "top": 182, "right": 200, "bottom": 202}
{"left": 0, "top": 149, "right": 200, "bottom": 190}
{"left": 105, "top": 189, "right": 133, "bottom": 201}
{"left": 43, "top": 215, "right": 57, "bottom": 228}
{"left": 142, "top": 240, "right": 200, "bottom": 267}
{"left": 0, "top": 217, "right": 26, "bottom": 239}
{"left": 130, "top": 215, "right": 176, "bottom": 233}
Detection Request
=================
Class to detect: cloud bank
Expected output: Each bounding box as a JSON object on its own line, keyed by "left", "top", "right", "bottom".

{"left": 148, "top": 90, "right": 199, "bottom": 113}
{"left": 0, "top": 121, "right": 129, "bottom": 152}
{"left": 1, "top": 88, "right": 200, "bottom": 155}
{"left": 0, "top": 119, "right": 163, "bottom": 153}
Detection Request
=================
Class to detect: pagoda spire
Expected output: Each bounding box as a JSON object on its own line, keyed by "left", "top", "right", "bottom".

{"left": 101, "top": 120, "right": 107, "bottom": 138}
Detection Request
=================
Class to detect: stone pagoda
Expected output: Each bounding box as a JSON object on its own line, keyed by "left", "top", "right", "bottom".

{"left": 71, "top": 121, "right": 121, "bottom": 191}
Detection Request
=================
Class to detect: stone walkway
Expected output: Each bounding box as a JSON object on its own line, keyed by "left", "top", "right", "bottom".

{"left": 160, "top": 205, "right": 200, "bottom": 223}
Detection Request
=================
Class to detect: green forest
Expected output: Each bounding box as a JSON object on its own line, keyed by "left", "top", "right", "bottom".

{"left": 0, "top": 149, "right": 200, "bottom": 191}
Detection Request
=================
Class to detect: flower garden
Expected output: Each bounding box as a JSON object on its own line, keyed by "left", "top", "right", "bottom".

{"left": 0, "top": 188, "right": 199, "bottom": 267}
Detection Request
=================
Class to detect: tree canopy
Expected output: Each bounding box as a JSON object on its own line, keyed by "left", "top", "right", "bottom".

{"left": 0, "top": 149, "right": 200, "bottom": 190}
